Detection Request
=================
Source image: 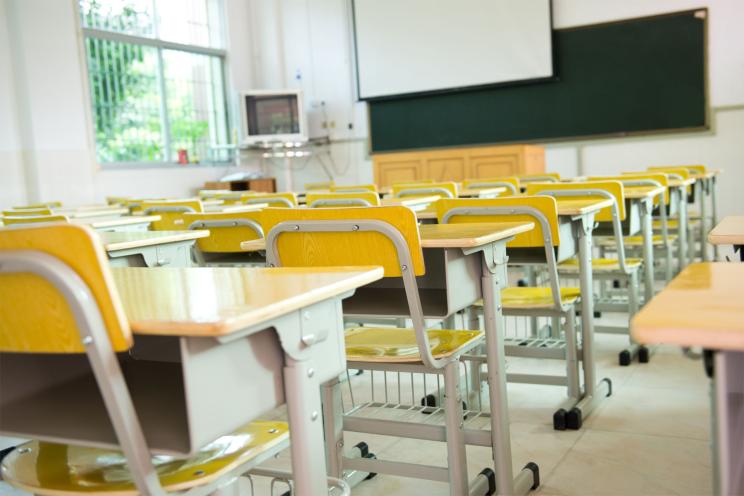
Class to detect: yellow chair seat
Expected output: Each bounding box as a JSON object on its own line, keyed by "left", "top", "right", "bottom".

{"left": 499, "top": 287, "right": 581, "bottom": 308}
{"left": 597, "top": 234, "right": 678, "bottom": 247}
{"left": 652, "top": 219, "right": 701, "bottom": 230}
{"left": 473, "top": 287, "right": 581, "bottom": 309}
{"left": 558, "top": 257, "right": 643, "bottom": 273}
{"left": 345, "top": 327, "right": 483, "bottom": 363}
{"left": 1, "top": 421, "right": 288, "bottom": 495}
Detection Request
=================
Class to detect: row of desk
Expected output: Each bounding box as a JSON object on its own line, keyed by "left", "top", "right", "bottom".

{"left": 0, "top": 175, "right": 725, "bottom": 494}
{"left": 1, "top": 217, "right": 545, "bottom": 495}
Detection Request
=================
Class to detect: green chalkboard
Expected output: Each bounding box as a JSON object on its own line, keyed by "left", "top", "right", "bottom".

{"left": 368, "top": 10, "right": 707, "bottom": 153}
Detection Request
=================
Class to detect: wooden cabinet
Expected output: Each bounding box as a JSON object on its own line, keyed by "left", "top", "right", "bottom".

{"left": 373, "top": 144, "right": 544, "bottom": 187}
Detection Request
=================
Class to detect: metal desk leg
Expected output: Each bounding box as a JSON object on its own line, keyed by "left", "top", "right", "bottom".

{"left": 712, "top": 176, "right": 720, "bottom": 260}
{"left": 569, "top": 215, "right": 612, "bottom": 429}
{"left": 322, "top": 378, "right": 373, "bottom": 490}
{"left": 677, "top": 186, "right": 689, "bottom": 270}
{"left": 481, "top": 243, "right": 538, "bottom": 495}
{"left": 713, "top": 351, "right": 744, "bottom": 496}
{"left": 640, "top": 198, "right": 655, "bottom": 303}
{"left": 700, "top": 179, "right": 710, "bottom": 262}
{"left": 284, "top": 356, "right": 330, "bottom": 496}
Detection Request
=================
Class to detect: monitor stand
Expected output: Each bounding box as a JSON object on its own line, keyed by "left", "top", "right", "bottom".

{"left": 239, "top": 138, "right": 332, "bottom": 191}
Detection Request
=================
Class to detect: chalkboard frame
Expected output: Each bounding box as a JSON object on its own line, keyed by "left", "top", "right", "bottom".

{"left": 366, "top": 8, "right": 710, "bottom": 154}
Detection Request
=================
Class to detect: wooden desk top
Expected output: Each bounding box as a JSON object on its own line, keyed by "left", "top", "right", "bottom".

{"left": 458, "top": 187, "right": 506, "bottom": 198}
{"left": 56, "top": 207, "right": 129, "bottom": 218}
{"left": 418, "top": 222, "right": 534, "bottom": 248}
{"left": 380, "top": 196, "right": 439, "bottom": 207}
{"left": 631, "top": 263, "right": 744, "bottom": 351}
{"left": 102, "top": 230, "right": 209, "bottom": 252}
{"left": 239, "top": 221, "right": 534, "bottom": 252}
{"left": 412, "top": 198, "right": 613, "bottom": 219}
{"left": 555, "top": 198, "right": 614, "bottom": 216}
{"left": 72, "top": 215, "right": 160, "bottom": 229}
{"left": 204, "top": 203, "right": 268, "bottom": 213}
{"left": 708, "top": 216, "right": 744, "bottom": 245}
{"left": 691, "top": 172, "right": 716, "bottom": 180}
{"left": 113, "top": 266, "right": 384, "bottom": 336}
{"left": 625, "top": 186, "right": 666, "bottom": 200}
{"left": 416, "top": 210, "right": 438, "bottom": 220}
{"left": 669, "top": 178, "right": 696, "bottom": 187}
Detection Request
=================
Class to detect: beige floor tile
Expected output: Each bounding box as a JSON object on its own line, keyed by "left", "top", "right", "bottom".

{"left": 585, "top": 385, "right": 710, "bottom": 440}
{"left": 541, "top": 430, "right": 712, "bottom": 496}
{"left": 626, "top": 350, "right": 709, "bottom": 389}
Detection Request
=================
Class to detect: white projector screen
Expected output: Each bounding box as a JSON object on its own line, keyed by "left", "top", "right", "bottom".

{"left": 352, "top": 0, "right": 553, "bottom": 99}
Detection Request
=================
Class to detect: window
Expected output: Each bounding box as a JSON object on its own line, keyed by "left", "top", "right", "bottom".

{"left": 79, "top": 0, "right": 230, "bottom": 165}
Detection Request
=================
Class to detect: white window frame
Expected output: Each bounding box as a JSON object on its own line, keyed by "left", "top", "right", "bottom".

{"left": 78, "top": 2, "right": 231, "bottom": 168}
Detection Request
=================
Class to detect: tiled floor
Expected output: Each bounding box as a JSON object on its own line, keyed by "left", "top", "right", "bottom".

{"left": 0, "top": 319, "right": 712, "bottom": 495}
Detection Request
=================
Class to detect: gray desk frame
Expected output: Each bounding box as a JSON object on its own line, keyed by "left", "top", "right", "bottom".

{"left": 0, "top": 257, "right": 357, "bottom": 496}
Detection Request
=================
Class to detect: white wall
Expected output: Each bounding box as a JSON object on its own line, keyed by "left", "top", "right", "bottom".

{"left": 0, "top": 0, "right": 255, "bottom": 207}
{"left": 0, "top": 0, "right": 27, "bottom": 207}
{"left": 1, "top": 0, "right": 742, "bottom": 209}
{"left": 250, "top": 0, "right": 744, "bottom": 215}
{"left": 247, "top": 0, "right": 372, "bottom": 190}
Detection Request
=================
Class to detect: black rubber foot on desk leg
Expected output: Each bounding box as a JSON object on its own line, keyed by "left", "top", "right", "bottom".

{"left": 354, "top": 441, "right": 369, "bottom": 458}
{"left": 618, "top": 349, "right": 631, "bottom": 366}
{"left": 603, "top": 377, "right": 613, "bottom": 397}
{"left": 421, "top": 393, "right": 437, "bottom": 413}
{"left": 524, "top": 462, "right": 541, "bottom": 490}
{"left": 638, "top": 346, "right": 650, "bottom": 363}
{"left": 553, "top": 408, "right": 567, "bottom": 430}
{"left": 566, "top": 407, "right": 583, "bottom": 430}
{"left": 363, "top": 453, "right": 378, "bottom": 480}
{"left": 479, "top": 468, "right": 496, "bottom": 495}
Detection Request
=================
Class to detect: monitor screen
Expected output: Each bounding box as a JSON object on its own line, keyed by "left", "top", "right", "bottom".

{"left": 244, "top": 94, "right": 300, "bottom": 137}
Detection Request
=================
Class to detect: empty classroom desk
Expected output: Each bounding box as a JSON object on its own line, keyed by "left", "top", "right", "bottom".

{"left": 259, "top": 219, "right": 540, "bottom": 495}
{"left": 708, "top": 215, "right": 744, "bottom": 261}
{"left": 624, "top": 184, "right": 667, "bottom": 301}
{"left": 204, "top": 202, "right": 268, "bottom": 213}
{"left": 631, "top": 262, "right": 744, "bottom": 496}
{"left": 102, "top": 230, "right": 209, "bottom": 267}
{"left": 458, "top": 186, "right": 507, "bottom": 198}
{"left": 552, "top": 197, "right": 615, "bottom": 425}
{"left": 380, "top": 195, "right": 440, "bottom": 211}
{"left": 55, "top": 206, "right": 129, "bottom": 218}
{"left": 411, "top": 194, "right": 615, "bottom": 421}
{"left": 668, "top": 176, "right": 696, "bottom": 269}
{"left": 0, "top": 264, "right": 383, "bottom": 496}
{"left": 72, "top": 214, "right": 161, "bottom": 232}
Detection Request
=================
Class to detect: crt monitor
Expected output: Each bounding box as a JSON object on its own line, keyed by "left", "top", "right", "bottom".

{"left": 240, "top": 90, "right": 307, "bottom": 145}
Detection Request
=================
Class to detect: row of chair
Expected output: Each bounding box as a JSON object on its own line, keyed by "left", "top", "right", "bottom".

{"left": 0, "top": 165, "right": 716, "bottom": 495}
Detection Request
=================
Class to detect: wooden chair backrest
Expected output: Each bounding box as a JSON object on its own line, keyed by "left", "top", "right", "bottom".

{"left": 525, "top": 180, "right": 625, "bottom": 222}
{"left": 436, "top": 196, "right": 561, "bottom": 248}
{"left": 261, "top": 207, "right": 425, "bottom": 277}
{"left": 0, "top": 224, "right": 131, "bottom": 353}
